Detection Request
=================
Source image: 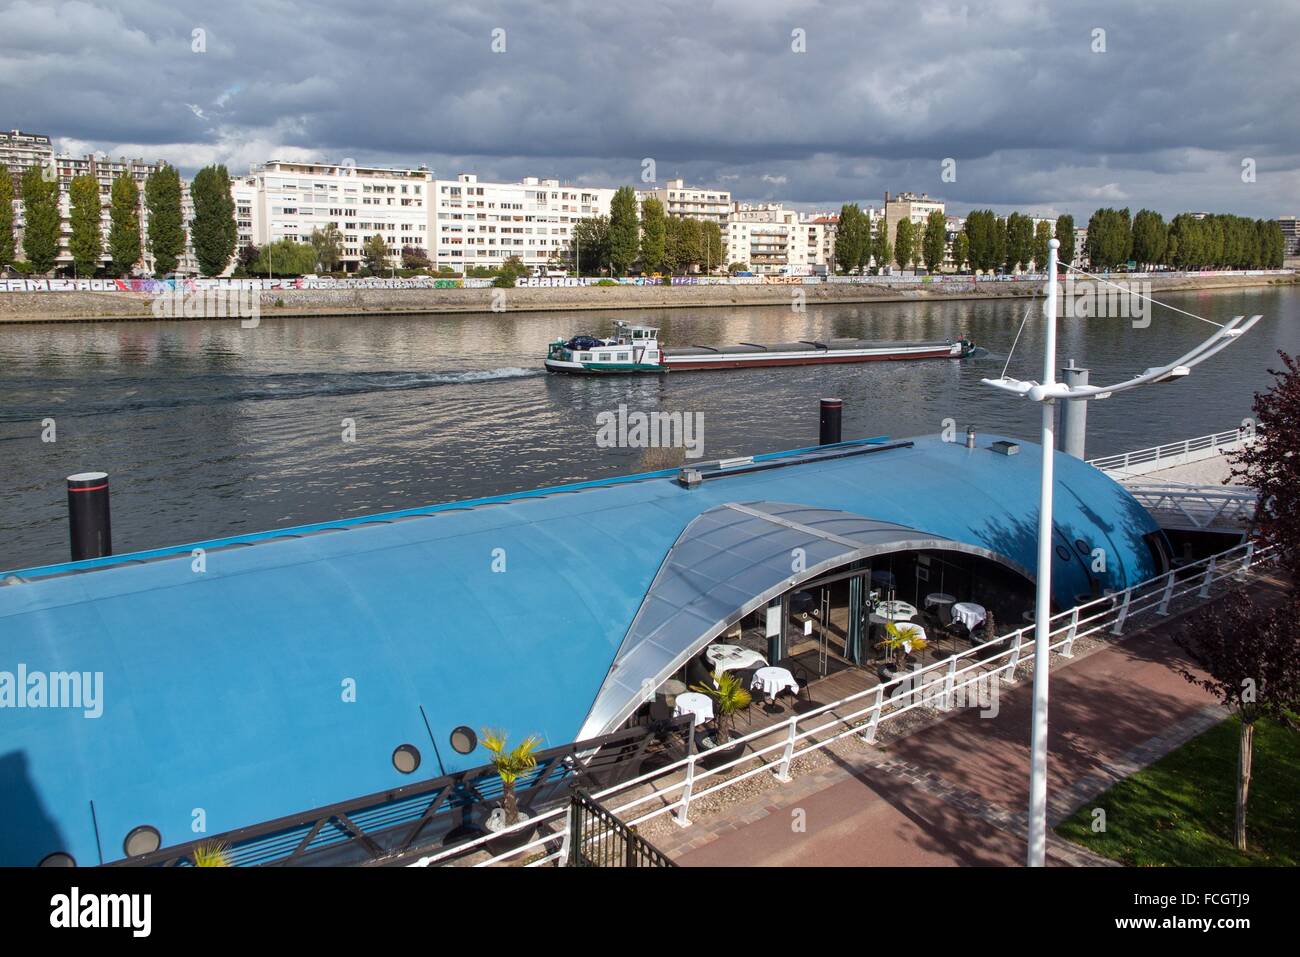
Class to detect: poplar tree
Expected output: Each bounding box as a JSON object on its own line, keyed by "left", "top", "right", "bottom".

{"left": 68, "top": 174, "right": 103, "bottom": 276}
{"left": 20, "top": 165, "right": 61, "bottom": 274}
{"left": 108, "top": 175, "right": 142, "bottom": 275}
{"left": 893, "top": 218, "right": 915, "bottom": 270}
{"left": 873, "top": 216, "right": 892, "bottom": 274}
{"left": 0, "top": 167, "right": 15, "bottom": 265}
{"left": 639, "top": 197, "right": 666, "bottom": 273}
{"left": 145, "top": 164, "right": 185, "bottom": 275}
{"left": 922, "top": 209, "right": 947, "bottom": 272}
{"left": 607, "top": 186, "right": 639, "bottom": 275}
{"left": 1032, "top": 220, "right": 1052, "bottom": 271}
{"left": 1055, "top": 214, "right": 1075, "bottom": 267}
{"left": 833, "top": 203, "right": 869, "bottom": 274}
{"left": 191, "top": 164, "right": 236, "bottom": 276}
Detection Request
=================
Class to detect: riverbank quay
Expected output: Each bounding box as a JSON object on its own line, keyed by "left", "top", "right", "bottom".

{"left": 0, "top": 270, "right": 1293, "bottom": 324}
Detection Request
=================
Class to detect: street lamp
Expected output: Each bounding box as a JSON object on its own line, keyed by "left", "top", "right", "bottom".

{"left": 980, "top": 238, "right": 1261, "bottom": 867}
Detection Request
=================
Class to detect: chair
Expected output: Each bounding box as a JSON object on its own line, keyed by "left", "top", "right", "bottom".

{"left": 684, "top": 654, "right": 714, "bottom": 690}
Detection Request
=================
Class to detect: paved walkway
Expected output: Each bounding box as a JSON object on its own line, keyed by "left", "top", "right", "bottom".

{"left": 660, "top": 577, "right": 1285, "bottom": 866}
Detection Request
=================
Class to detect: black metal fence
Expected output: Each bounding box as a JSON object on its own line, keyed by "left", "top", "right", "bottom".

{"left": 114, "top": 715, "right": 692, "bottom": 867}
{"left": 567, "top": 790, "right": 676, "bottom": 867}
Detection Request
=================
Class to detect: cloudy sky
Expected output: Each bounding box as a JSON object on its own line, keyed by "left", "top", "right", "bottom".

{"left": 3, "top": 0, "right": 1297, "bottom": 218}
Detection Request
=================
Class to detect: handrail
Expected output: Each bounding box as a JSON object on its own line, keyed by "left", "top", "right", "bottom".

{"left": 408, "top": 537, "right": 1275, "bottom": 867}
{"left": 1086, "top": 428, "right": 1249, "bottom": 473}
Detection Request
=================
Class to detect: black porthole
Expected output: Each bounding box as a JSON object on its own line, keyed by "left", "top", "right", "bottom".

{"left": 1055, "top": 545, "right": 1072, "bottom": 561}
{"left": 1074, "top": 539, "right": 1090, "bottom": 556}
{"left": 392, "top": 744, "right": 421, "bottom": 774}
{"left": 39, "top": 851, "right": 76, "bottom": 867}
{"left": 449, "top": 726, "right": 477, "bottom": 755}
{"left": 123, "top": 825, "right": 161, "bottom": 858}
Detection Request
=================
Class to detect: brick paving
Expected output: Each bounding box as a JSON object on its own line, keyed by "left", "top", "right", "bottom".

{"left": 650, "top": 573, "right": 1287, "bottom": 867}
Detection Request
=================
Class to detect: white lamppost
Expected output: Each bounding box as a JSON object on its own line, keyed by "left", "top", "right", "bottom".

{"left": 981, "top": 239, "right": 1260, "bottom": 867}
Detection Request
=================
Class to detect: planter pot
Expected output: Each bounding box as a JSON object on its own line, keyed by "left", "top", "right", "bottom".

{"left": 483, "top": 807, "right": 538, "bottom": 858}
{"left": 700, "top": 738, "right": 746, "bottom": 770}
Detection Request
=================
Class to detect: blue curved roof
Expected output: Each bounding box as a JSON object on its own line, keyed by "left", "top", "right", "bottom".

{"left": 0, "top": 434, "right": 1163, "bottom": 865}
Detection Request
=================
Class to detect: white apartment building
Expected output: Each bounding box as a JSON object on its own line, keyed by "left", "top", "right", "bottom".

{"left": 724, "top": 203, "right": 833, "bottom": 275}
{"left": 638, "top": 178, "right": 731, "bottom": 225}
{"left": 240, "top": 160, "right": 432, "bottom": 271}
{"left": 432, "top": 173, "right": 614, "bottom": 271}
{"left": 0, "top": 129, "right": 54, "bottom": 180}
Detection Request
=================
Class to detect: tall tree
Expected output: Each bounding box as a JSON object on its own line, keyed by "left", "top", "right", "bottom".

{"left": 108, "top": 175, "right": 141, "bottom": 276}
{"left": 872, "top": 215, "right": 892, "bottom": 274}
{"left": 639, "top": 197, "right": 666, "bottom": 273}
{"left": 68, "top": 174, "right": 103, "bottom": 276}
{"left": 834, "top": 204, "right": 869, "bottom": 274}
{"left": 145, "top": 164, "right": 185, "bottom": 276}
{"left": 0, "top": 167, "right": 15, "bottom": 266}
{"left": 1131, "top": 209, "right": 1168, "bottom": 269}
{"left": 310, "top": 224, "right": 344, "bottom": 272}
{"left": 607, "top": 186, "right": 639, "bottom": 275}
{"left": 952, "top": 231, "right": 969, "bottom": 273}
{"left": 1055, "top": 214, "right": 1075, "bottom": 267}
{"left": 362, "top": 233, "right": 390, "bottom": 274}
{"left": 1005, "top": 213, "right": 1034, "bottom": 272}
{"left": 922, "top": 209, "right": 947, "bottom": 272}
{"left": 893, "top": 218, "right": 915, "bottom": 270}
{"left": 963, "top": 210, "right": 996, "bottom": 273}
{"left": 190, "top": 164, "right": 236, "bottom": 276}
{"left": 1032, "top": 220, "right": 1052, "bottom": 271}
{"left": 20, "top": 165, "right": 61, "bottom": 274}
{"left": 1174, "top": 590, "right": 1300, "bottom": 853}
{"left": 571, "top": 215, "right": 609, "bottom": 276}
{"left": 698, "top": 220, "right": 723, "bottom": 273}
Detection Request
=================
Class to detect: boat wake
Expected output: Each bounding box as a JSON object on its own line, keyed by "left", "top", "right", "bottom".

{"left": 0, "top": 367, "right": 545, "bottom": 421}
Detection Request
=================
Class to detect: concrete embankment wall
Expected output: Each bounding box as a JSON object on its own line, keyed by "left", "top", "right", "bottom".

{"left": 0, "top": 272, "right": 1293, "bottom": 324}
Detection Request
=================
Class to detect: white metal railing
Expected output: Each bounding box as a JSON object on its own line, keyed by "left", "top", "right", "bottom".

{"left": 1122, "top": 482, "right": 1258, "bottom": 529}
{"left": 1087, "top": 428, "right": 1248, "bottom": 474}
{"left": 406, "top": 538, "right": 1274, "bottom": 868}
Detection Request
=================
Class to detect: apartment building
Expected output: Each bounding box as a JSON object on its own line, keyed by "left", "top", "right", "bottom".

{"left": 1277, "top": 215, "right": 1299, "bottom": 256}
{"left": 240, "top": 160, "right": 432, "bottom": 270}
{"left": 883, "top": 191, "right": 945, "bottom": 252}
{"left": 432, "top": 173, "right": 614, "bottom": 271}
{"left": 639, "top": 177, "right": 731, "bottom": 225}
{"left": 724, "top": 203, "right": 833, "bottom": 275}
{"left": 0, "top": 129, "right": 54, "bottom": 179}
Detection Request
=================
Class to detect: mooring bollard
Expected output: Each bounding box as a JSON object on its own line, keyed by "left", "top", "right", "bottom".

{"left": 67, "top": 472, "right": 112, "bottom": 561}
{"left": 819, "top": 398, "right": 842, "bottom": 446}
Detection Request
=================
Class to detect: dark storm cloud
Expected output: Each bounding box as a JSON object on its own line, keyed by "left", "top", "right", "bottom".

{"left": 2, "top": 0, "right": 1297, "bottom": 217}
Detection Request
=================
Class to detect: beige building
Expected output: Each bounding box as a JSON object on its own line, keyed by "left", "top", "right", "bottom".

{"left": 883, "top": 191, "right": 945, "bottom": 252}
{"left": 0, "top": 129, "right": 54, "bottom": 180}
{"left": 639, "top": 178, "right": 731, "bottom": 225}
{"left": 724, "top": 203, "right": 834, "bottom": 275}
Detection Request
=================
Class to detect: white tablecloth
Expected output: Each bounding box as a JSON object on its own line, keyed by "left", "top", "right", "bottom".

{"left": 705, "top": 644, "right": 769, "bottom": 675}
{"left": 673, "top": 691, "right": 714, "bottom": 727}
{"left": 951, "top": 602, "right": 987, "bottom": 631}
{"left": 870, "top": 599, "right": 917, "bottom": 625}
{"left": 924, "top": 592, "right": 957, "bottom": 619}
{"left": 750, "top": 666, "right": 800, "bottom": 699}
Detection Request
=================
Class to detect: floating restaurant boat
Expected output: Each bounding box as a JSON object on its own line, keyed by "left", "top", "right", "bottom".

{"left": 544, "top": 321, "right": 975, "bottom": 374}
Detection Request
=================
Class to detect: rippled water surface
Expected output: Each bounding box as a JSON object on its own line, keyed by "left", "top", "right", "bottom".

{"left": 1, "top": 286, "right": 1295, "bottom": 569}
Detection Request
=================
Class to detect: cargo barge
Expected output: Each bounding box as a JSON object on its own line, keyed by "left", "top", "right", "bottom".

{"left": 544, "top": 321, "right": 974, "bottom": 374}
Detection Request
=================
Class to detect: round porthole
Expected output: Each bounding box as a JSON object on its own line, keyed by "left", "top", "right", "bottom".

{"left": 123, "top": 825, "right": 161, "bottom": 858}
{"left": 1055, "top": 545, "right": 1072, "bottom": 562}
{"left": 39, "top": 851, "right": 76, "bottom": 867}
{"left": 1074, "top": 539, "right": 1090, "bottom": 556}
{"left": 449, "top": 726, "right": 477, "bottom": 755}
{"left": 392, "top": 744, "right": 421, "bottom": 774}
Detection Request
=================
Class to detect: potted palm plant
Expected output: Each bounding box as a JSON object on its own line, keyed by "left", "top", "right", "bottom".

{"left": 876, "top": 621, "right": 928, "bottom": 673}
{"left": 191, "top": 841, "right": 231, "bottom": 867}
{"left": 690, "top": 671, "right": 752, "bottom": 769}
{"left": 481, "top": 728, "right": 543, "bottom": 855}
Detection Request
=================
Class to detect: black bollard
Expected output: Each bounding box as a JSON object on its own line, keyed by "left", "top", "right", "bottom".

{"left": 819, "top": 398, "right": 842, "bottom": 446}
{"left": 67, "top": 472, "right": 112, "bottom": 561}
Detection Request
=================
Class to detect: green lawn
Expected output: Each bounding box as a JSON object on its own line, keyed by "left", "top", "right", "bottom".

{"left": 1056, "top": 716, "right": 1299, "bottom": 866}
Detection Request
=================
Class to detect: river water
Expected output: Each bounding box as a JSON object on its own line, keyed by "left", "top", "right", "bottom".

{"left": 1, "top": 285, "right": 1295, "bottom": 570}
